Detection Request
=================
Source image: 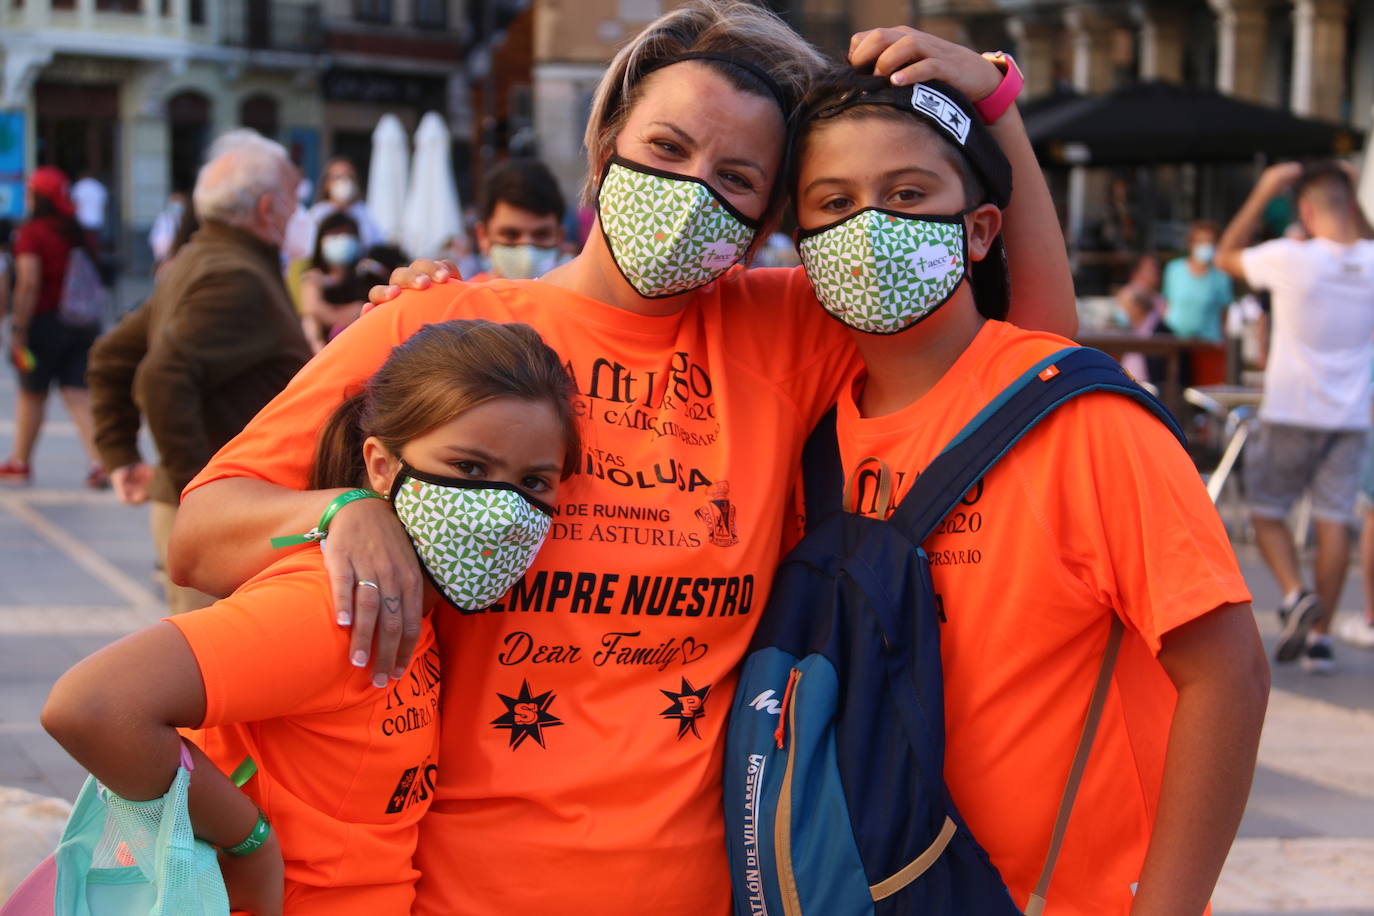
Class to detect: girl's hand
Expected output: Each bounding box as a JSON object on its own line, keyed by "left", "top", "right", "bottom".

{"left": 364, "top": 258, "right": 461, "bottom": 313}
{"left": 848, "top": 26, "right": 1003, "bottom": 101}
{"left": 219, "top": 830, "right": 285, "bottom": 916}
{"left": 323, "top": 497, "right": 425, "bottom": 685}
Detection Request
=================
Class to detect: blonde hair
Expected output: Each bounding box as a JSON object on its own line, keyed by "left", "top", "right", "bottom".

{"left": 580, "top": 0, "right": 826, "bottom": 208}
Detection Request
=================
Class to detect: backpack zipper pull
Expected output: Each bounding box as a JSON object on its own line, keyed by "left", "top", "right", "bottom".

{"left": 773, "top": 668, "right": 801, "bottom": 749}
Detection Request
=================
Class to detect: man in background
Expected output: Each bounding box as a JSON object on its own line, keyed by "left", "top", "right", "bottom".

{"left": 1217, "top": 161, "right": 1374, "bottom": 673}
{"left": 468, "top": 158, "right": 566, "bottom": 281}
{"left": 88, "top": 130, "right": 311, "bottom": 612}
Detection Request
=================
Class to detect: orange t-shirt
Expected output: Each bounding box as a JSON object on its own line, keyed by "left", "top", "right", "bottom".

{"left": 185, "top": 270, "right": 856, "bottom": 915}
{"left": 167, "top": 548, "right": 441, "bottom": 915}
{"left": 835, "top": 321, "right": 1250, "bottom": 914}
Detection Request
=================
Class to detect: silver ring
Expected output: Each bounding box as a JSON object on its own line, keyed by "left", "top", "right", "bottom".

{"left": 355, "top": 579, "right": 381, "bottom": 591}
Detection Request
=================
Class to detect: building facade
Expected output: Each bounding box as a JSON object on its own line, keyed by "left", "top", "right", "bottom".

{"left": 531, "top": 0, "right": 668, "bottom": 207}
{"left": 4, "top": 1, "right": 1369, "bottom": 260}
{"left": 903, "top": 0, "right": 1372, "bottom": 131}
{"left": 894, "top": 0, "right": 1373, "bottom": 256}
{"left": 0, "top": 0, "right": 485, "bottom": 264}
{"left": 529, "top": 0, "right": 1372, "bottom": 232}
{"left": 0, "top": 0, "right": 325, "bottom": 258}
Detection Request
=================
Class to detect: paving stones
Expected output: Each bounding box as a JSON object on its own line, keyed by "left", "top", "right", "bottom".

{"left": 0, "top": 785, "right": 71, "bottom": 899}
{"left": 1215, "top": 838, "right": 1374, "bottom": 913}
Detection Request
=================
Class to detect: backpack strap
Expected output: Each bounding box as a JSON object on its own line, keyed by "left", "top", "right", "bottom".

{"left": 877, "top": 346, "right": 1179, "bottom": 911}
{"left": 800, "top": 407, "right": 844, "bottom": 531}
{"left": 887, "top": 347, "right": 1184, "bottom": 543}
{"left": 1024, "top": 614, "right": 1123, "bottom": 916}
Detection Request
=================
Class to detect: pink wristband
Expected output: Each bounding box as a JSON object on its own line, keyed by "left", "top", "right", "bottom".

{"left": 975, "top": 52, "right": 1023, "bottom": 125}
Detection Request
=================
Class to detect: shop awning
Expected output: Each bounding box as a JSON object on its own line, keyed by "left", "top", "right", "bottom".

{"left": 1023, "top": 81, "right": 1363, "bottom": 166}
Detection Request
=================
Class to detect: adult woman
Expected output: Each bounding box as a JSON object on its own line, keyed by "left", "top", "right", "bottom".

{"left": 308, "top": 156, "right": 383, "bottom": 249}
{"left": 300, "top": 211, "right": 367, "bottom": 351}
{"left": 0, "top": 167, "right": 105, "bottom": 486}
{"left": 1163, "top": 220, "right": 1234, "bottom": 341}
{"left": 171, "top": 5, "right": 1073, "bottom": 912}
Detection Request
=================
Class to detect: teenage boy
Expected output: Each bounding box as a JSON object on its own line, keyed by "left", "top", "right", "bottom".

{"left": 789, "top": 46, "right": 1268, "bottom": 916}
{"left": 470, "top": 158, "right": 566, "bottom": 281}
{"left": 1216, "top": 161, "right": 1374, "bottom": 672}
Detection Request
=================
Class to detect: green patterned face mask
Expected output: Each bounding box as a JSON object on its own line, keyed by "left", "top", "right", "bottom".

{"left": 390, "top": 463, "right": 553, "bottom": 613}
{"left": 598, "top": 156, "right": 760, "bottom": 298}
{"left": 798, "top": 207, "right": 970, "bottom": 335}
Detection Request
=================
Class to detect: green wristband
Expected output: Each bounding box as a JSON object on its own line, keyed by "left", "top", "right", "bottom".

{"left": 270, "top": 488, "right": 384, "bottom": 548}
{"left": 229, "top": 755, "right": 257, "bottom": 788}
{"left": 222, "top": 809, "right": 271, "bottom": 857}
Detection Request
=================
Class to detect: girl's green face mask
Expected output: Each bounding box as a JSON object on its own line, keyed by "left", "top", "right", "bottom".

{"left": 597, "top": 155, "right": 760, "bottom": 298}
{"left": 390, "top": 463, "right": 553, "bottom": 612}
{"left": 798, "top": 207, "right": 970, "bottom": 335}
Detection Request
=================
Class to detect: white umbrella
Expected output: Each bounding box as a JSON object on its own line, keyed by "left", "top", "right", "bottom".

{"left": 401, "top": 111, "right": 462, "bottom": 260}
{"left": 367, "top": 113, "right": 410, "bottom": 246}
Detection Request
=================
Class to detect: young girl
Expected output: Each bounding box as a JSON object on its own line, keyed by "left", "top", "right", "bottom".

{"left": 41, "top": 319, "right": 580, "bottom": 915}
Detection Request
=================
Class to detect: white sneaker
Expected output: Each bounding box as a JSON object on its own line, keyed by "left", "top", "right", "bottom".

{"left": 1335, "top": 614, "right": 1374, "bottom": 650}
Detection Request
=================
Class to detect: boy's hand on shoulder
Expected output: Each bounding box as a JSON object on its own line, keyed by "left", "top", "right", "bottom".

{"left": 363, "top": 258, "right": 461, "bottom": 314}
{"left": 848, "top": 26, "right": 1002, "bottom": 100}
{"left": 219, "top": 830, "right": 285, "bottom": 916}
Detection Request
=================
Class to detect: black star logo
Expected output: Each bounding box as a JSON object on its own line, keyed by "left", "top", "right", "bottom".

{"left": 492, "top": 679, "right": 563, "bottom": 749}
{"left": 660, "top": 677, "right": 711, "bottom": 739}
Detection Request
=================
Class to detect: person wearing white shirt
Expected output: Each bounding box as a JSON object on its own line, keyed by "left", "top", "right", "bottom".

{"left": 148, "top": 191, "right": 187, "bottom": 266}
{"left": 307, "top": 157, "right": 384, "bottom": 250}
{"left": 70, "top": 172, "right": 108, "bottom": 233}
{"left": 1218, "top": 161, "right": 1374, "bottom": 673}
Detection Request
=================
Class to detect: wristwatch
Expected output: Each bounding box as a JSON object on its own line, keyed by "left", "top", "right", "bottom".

{"left": 976, "top": 51, "right": 1024, "bottom": 125}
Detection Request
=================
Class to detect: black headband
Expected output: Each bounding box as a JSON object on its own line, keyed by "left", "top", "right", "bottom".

{"left": 641, "top": 51, "right": 790, "bottom": 115}
{"left": 796, "top": 79, "right": 1012, "bottom": 210}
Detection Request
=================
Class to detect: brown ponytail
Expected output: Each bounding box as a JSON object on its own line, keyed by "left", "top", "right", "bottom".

{"left": 309, "top": 319, "right": 581, "bottom": 491}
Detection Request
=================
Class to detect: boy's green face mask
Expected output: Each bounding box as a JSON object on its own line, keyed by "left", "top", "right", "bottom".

{"left": 798, "top": 207, "right": 970, "bottom": 335}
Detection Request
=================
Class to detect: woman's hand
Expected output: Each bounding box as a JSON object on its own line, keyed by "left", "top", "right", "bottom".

{"left": 323, "top": 497, "right": 425, "bottom": 685}
{"left": 364, "top": 258, "right": 462, "bottom": 313}
{"left": 848, "top": 26, "right": 1003, "bottom": 100}
{"left": 219, "top": 830, "right": 285, "bottom": 916}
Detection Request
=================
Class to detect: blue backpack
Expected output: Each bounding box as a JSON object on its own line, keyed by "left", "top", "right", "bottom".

{"left": 724, "top": 347, "right": 1183, "bottom": 916}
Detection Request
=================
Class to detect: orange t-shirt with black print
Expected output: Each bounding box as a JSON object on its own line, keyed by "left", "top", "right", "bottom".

{"left": 185, "top": 270, "right": 857, "bottom": 915}
{"left": 835, "top": 320, "right": 1250, "bottom": 914}
{"left": 167, "top": 548, "right": 441, "bottom": 915}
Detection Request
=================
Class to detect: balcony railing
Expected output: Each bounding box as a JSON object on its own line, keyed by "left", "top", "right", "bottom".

{"left": 221, "top": 0, "right": 323, "bottom": 53}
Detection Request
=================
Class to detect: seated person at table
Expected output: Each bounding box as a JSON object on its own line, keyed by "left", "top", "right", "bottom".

{"left": 1117, "top": 283, "right": 1175, "bottom": 387}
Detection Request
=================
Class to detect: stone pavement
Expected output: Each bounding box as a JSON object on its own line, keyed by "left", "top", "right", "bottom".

{"left": 0, "top": 370, "right": 1372, "bottom": 911}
